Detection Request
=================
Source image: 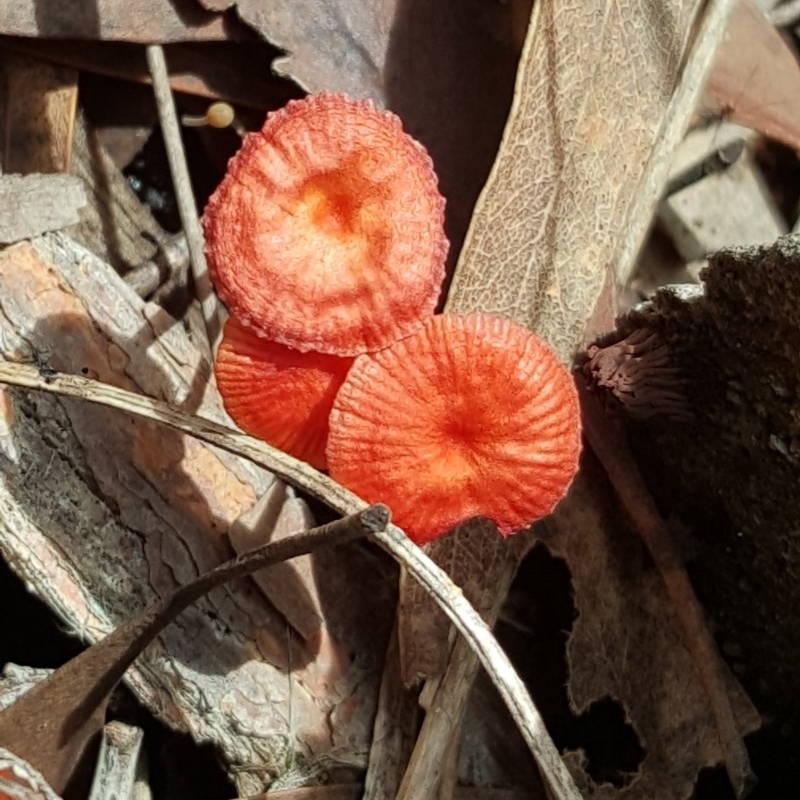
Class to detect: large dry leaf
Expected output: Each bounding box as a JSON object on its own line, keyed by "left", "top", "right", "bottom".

{"left": 545, "top": 471, "right": 760, "bottom": 798}
{"left": 398, "top": 521, "right": 532, "bottom": 683}
{"left": 0, "top": 234, "right": 396, "bottom": 797}
{"left": 391, "top": 0, "right": 760, "bottom": 796}
{"left": 454, "top": 468, "right": 760, "bottom": 799}
{"left": 447, "top": 0, "right": 710, "bottom": 361}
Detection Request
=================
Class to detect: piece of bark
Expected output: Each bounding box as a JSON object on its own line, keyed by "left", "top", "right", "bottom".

{"left": 66, "top": 110, "right": 165, "bottom": 274}
{"left": 0, "top": 1, "right": 237, "bottom": 42}
{"left": 613, "top": 237, "right": 800, "bottom": 763}
{"left": 1, "top": 52, "right": 77, "bottom": 173}
{"left": 87, "top": 723, "right": 148, "bottom": 800}
{"left": 0, "top": 664, "right": 52, "bottom": 711}
{"left": 2, "top": 37, "right": 303, "bottom": 112}
{"left": 0, "top": 174, "right": 86, "bottom": 243}
{"left": 0, "top": 506, "right": 384, "bottom": 797}
{"left": 0, "top": 747, "right": 63, "bottom": 800}
{"left": 0, "top": 234, "right": 395, "bottom": 797}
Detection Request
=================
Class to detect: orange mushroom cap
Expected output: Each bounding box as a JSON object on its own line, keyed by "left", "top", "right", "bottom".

{"left": 326, "top": 313, "right": 582, "bottom": 545}
{"left": 203, "top": 93, "right": 448, "bottom": 356}
{"left": 215, "top": 317, "right": 353, "bottom": 470}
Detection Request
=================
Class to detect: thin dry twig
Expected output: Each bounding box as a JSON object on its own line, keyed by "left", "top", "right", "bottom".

{"left": 145, "top": 44, "right": 221, "bottom": 352}
{"left": 0, "top": 361, "right": 583, "bottom": 800}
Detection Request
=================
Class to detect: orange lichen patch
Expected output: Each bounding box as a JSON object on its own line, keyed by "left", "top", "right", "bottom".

{"left": 215, "top": 318, "right": 353, "bottom": 469}
{"left": 203, "top": 92, "right": 448, "bottom": 356}
{"left": 327, "top": 313, "right": 582, "bottom": 545}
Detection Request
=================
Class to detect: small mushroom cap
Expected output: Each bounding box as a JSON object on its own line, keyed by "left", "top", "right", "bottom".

{"left": 326, "top": 313, "right": 582, "bottom": 544}
{"left": 215, "top": 318, "right": 353, "bottom": 469}
{"left": 203, "top": 93, "right": 448, "bottom": 356}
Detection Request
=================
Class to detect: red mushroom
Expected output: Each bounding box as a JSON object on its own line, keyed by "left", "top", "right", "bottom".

{"left": 203, "top": 93, "right": 448, "bottom": 356}
{"left": 215, "top": 317, "right": 353, "bottom": 470}
{"left": 326, "top": 313, "right": 581, "bottom": 545}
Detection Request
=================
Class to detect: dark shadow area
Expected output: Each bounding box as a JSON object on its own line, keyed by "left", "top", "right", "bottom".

{"left": 111, "top": 685, "right": 234, "bottom": 800}
{"left": 384, "top": 0, "right": 518, "bottom": 295}
{"left": 0, "top": 556, "right": 84, "bottom": 669}
{"left": 499, "top": 544, "right": 645, "bottom": 788}
{"left": 692, "top": 765, "right": 737, "bottom": 800}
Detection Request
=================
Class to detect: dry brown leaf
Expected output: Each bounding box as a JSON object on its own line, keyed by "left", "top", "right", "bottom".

{"left": 447, "top": 0, "right": 710, "bottom": 361}
{"left": 204, "top": 0, "right": 390, "bottom": 100}
{"left": 0, "top": 175, "right": 86, "bottom": 243}
{"left": 3, "top": 37, "right": 302, "bottom": 111}
{"left": 701, "top": 0, "right": 800, "bottom": 150}
{"left": 542, "top": 468, "right": 760, "bottom": 799}
{"left": 0, "top": 0, "right": 233, "bottom": 41}
{"left": 198, "top": 0, "right": 518, "bottom": 275}
{"left": 398, "top": 521, "right": 532, "bottom": 683}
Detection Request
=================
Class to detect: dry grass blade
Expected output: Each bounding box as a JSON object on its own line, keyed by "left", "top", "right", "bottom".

{"left": 0, "top": 506, "right": 387, "bottom": 798}
{"left": 0, "top": 361, "right": 582, "bottom": 800}
{"left": 145, "top": 44, "right": 221, "bottom": 352}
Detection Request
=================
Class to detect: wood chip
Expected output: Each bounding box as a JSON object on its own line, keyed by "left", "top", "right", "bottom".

{"left": 0, "top": 174, "right": 86, "bottom": 243}
{"left": 659, "top": 122, "right": 786, "bottom": 261}
{"left": 1, "top": 52, "right": 77, "bottom": 173}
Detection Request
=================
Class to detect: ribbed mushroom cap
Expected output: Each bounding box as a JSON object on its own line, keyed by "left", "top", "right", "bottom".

{"left": 326, "top": 313, "right": 581, "bottom": 544}
{"left": 203, "top": 93, "right": 448, "bottom": 356}
{"left": 215, "top": 318, "right": 353, "bottom": 469}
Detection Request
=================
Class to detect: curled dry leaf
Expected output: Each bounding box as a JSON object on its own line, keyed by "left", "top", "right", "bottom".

{"left": 215, "top": 317, "right": 353, "bottom": 469}
{"left": 204, "top": 93, "right": 448, "bottom": 356}
{"left": 327, "top": 313, "right": 581, "bottom": 545}
{"left": 701, "top": 0, "right": 800, "bottom": 150}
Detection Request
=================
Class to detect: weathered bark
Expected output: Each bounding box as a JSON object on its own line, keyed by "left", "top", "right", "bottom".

{"left": 0, "top": 233, "right": 396, "bottom": 796}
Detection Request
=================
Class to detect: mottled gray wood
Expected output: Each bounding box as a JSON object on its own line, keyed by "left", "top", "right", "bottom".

{"left": 0, "top": 173, "right": 85, "bottom": 243}
{"left": 0, "top": 233, "right": 391, "bottom": 797}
